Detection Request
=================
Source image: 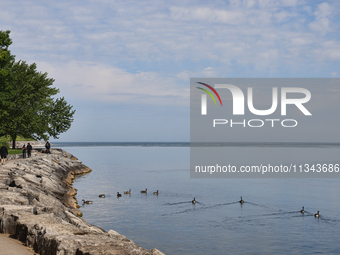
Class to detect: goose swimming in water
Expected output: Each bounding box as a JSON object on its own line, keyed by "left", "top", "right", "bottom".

{"left": 124, "top": 189, "right": 131, "bottom": 194}
{"left": 153, "top": 190, "right": 159, "bottom": 195}
{"left": 192, "top": 198, "right": 196, "bottom": 204}
{"left": 300, "top": 206, "right": 305, "bottom": 213}
{"left": 117, "top": 192, "right": 122, "bottom": 197}
{"left": 99, "top": 194, "right": 105, "bottom": 198}
{"left": 141, "top": 188, "right": 147, "bottom": 194}
{"left": 82, "top": 199, "right": 93, "bottom": 204}
{"left": 314, "top": 211, "right": 320, "bottom": 218}
{"left": 239, "top": 196, "right": 244, "bottom": 204}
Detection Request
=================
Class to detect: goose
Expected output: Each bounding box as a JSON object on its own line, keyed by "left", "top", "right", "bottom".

{"left": 141, "top": 188, "right": 147, "bottom": 194}
{"left": 192, "top": 198, "right": 196, "bottom": 204}
{"left": 82, "top": 199, "right": 93, "bottom": 204}
{"left": 239, "top": 196, "right": 244, "bottom": 204}
{"left": 314, "top": 211, "right": 320, "bottom": 218}
{"left": 153, "top": 190, "right": 159, "bottom": 195}
{"left": 300, "top": 206, "right": 305, "bottom": 213}
{"left": 99, "top": 194, "right": 105, "bottom": 198}
{"left": 117, "top": 192, "right": 122, "bottom": 197}
{"left": 124, "top": 189, "right": 131, "bottom": 194}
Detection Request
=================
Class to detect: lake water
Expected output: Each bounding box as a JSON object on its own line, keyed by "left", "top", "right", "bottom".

{"left": 54, "top": 142, "right": 340, "bottom": 255}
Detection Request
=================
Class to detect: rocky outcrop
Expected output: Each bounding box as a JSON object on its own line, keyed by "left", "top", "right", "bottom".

{"left": 7, "top": 150, "right": 40, "bottom": 160}
{"left": 0, "top": 149, "right": 164, "bottom": 255}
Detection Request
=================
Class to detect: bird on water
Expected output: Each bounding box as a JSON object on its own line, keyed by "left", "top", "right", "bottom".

{"left": 124, "top": 189, "right": 131, "bottom": 194}
{"left": 239, "top": 196, "right": 244, "bottom": 204}
{"left": 117, "top": 192, "right": 122, "bottom": 197}
{"left": 192, "top": 198, "right": 196, "bottom": 204}
{"left": 314, "top": 211, "right": 320, "bottom": 218}
{"left": 99, "top": 194, "right": 105, "bottom": 198}
{"left": 300, "top": 206, "right": 305, "bottom": 213}
{"left": 141, "top": 188, "right": 147, "bottom": 194}
{"left": 153, "top": 190, "right": 159, "bottom": 195}
{"left": 82, "top": 199, "right": 93, "bottom": 204}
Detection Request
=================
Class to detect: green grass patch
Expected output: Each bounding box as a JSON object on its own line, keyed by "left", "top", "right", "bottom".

{"left": 8, "top": 149, "right": 22, "bottom": 155}
{"left": 0, "top": 135, "right": 37, "bottom": 150}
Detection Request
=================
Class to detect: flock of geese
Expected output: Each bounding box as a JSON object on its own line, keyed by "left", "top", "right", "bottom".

{"left": 82, "top": 194, "right": 321, "bottom": 217}
{"left": 81, "top": 188, "right": 159, "bottom": 204}
{"left": 300, "top": 206, "right": 320, "bottom": 218}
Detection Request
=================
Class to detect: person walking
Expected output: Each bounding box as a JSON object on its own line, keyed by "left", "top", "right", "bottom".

{"left": 22, "top": 144, "right": 27, "bottom": 159}
{"left": 45, "top": 141, "right": 51, "bottom": 154}
{"left": 27, "top": 143, "right": 33, "bottom": 158}
{"left": 0, "top": 143, "right": 8, "bottom": 165}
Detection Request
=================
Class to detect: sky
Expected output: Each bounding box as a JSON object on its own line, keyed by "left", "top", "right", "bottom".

{"left": 1, "top": 0, "right": 340, "bottom": 142}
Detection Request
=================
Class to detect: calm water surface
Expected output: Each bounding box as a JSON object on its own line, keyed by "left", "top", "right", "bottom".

{"left": 55, "top": 143, "right": 340, "bottom": 255}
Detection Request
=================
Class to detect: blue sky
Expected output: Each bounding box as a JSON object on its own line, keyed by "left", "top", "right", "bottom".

{"left": 1, "top": 0, "right": 339, "bottom": 142}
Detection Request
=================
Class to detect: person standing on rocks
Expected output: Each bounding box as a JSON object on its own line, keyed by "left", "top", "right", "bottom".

{"left": 45, "top": 141, "right": 51, "bottom": 154}
{"left": 1, "top": 143, "right": 8, "bottom": 165}
{"left": 22, "top": 144, "right": 27, "bottom": 159}
{"left": 27, "top": 142, "right": 33, "bottom": 158}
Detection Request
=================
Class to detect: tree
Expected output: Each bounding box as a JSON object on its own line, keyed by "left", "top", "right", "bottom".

{"left": 0, "top": 31, "right": 75, "bottom": 148}
{"left": 0, "top": 30, "right": 15, "bottom": 138}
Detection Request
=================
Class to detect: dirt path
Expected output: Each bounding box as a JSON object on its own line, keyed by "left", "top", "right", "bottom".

{"left": 0, "top": 234, "right": 35, "bottom": 255}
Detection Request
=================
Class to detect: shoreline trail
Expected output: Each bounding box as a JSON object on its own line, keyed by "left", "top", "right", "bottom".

{"left": 0, "top": 234, "right": 35, "bottom": 254}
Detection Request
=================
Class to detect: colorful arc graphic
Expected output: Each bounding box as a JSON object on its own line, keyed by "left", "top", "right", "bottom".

{"left": 196, "top": 87, "right": 217, "bottom": 105}
{"left": 196, "top": 82, "right": 223, "bottom": 106}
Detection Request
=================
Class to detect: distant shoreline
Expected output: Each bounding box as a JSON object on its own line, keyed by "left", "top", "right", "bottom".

{"left": 52, "top": 141, "right": 340, "bottom": 148}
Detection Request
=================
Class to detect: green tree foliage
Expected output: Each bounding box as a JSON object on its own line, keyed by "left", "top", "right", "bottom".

{"left": 0, "top": 30, "right": 14, "bottom": 68}
{"left": 0, "top": 30, "right": 15, "bottom": 138}
{"left": 0, "top": 30, "right": 75, "bottom": 148}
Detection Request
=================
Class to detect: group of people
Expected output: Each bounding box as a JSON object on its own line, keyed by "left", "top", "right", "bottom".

{"left": 0, "top": 141, "right": 51, "bottom": 165}
{"left": 22, "top": 142, "right": 33, "bottom": 159}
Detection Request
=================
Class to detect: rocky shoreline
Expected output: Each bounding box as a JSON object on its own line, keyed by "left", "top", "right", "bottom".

{"left": 0, "top": 149, "right": 164, "bottom": 255}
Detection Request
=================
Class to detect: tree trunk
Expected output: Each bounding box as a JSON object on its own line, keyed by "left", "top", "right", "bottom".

{"left": 11, "top": 135, "right": 16, "bottom": 149}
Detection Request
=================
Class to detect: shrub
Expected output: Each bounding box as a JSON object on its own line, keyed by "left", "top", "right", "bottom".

{"left": 0, "top": 140, "right": 10, "bottom": 150}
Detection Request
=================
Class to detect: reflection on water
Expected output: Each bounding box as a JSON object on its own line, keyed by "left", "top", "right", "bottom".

{"left": 55, "top": 145, "right": 340, "bottom": 255}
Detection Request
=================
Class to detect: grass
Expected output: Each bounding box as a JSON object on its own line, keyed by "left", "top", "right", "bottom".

{"left": 8, "top": 149, "right": 23, "bottom": 155}
{"left": 0, "top": 136, "right": 37, "bottom": 153}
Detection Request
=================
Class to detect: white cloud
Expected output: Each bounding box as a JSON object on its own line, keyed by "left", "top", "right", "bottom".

{"left": 169, "top": 6, "right": 245, "bottom": 25}
{"left": 177, "top": 67, "right": 217, "bottom": 80}
{"left": 1, "top": 0, "right": 339, "bottom": 91}
{"left": 309, "top": 2, "right": 332, "bottom": 34}
{"left": 309, "top": 17, "right": 331, "bottom": 34}
{"left": 290, "top": 37, "right": 310, "bottom": 46}
{"left": 273, "top": 10, "right": 298, "bottom": 23}
{"left": 314, "top": 2, "right": 332, "bottom": 17}
{"left": 280, "top": 0, "right": 299, "bottom": 7}
{"left": 38, "top": 61, "right": 189, "bottom": 105}
{"left": 244, "top": 0, "right": 257, "bottom": 8}
{"left": 319, "top": 41, "right": 340, "bottom": 60}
